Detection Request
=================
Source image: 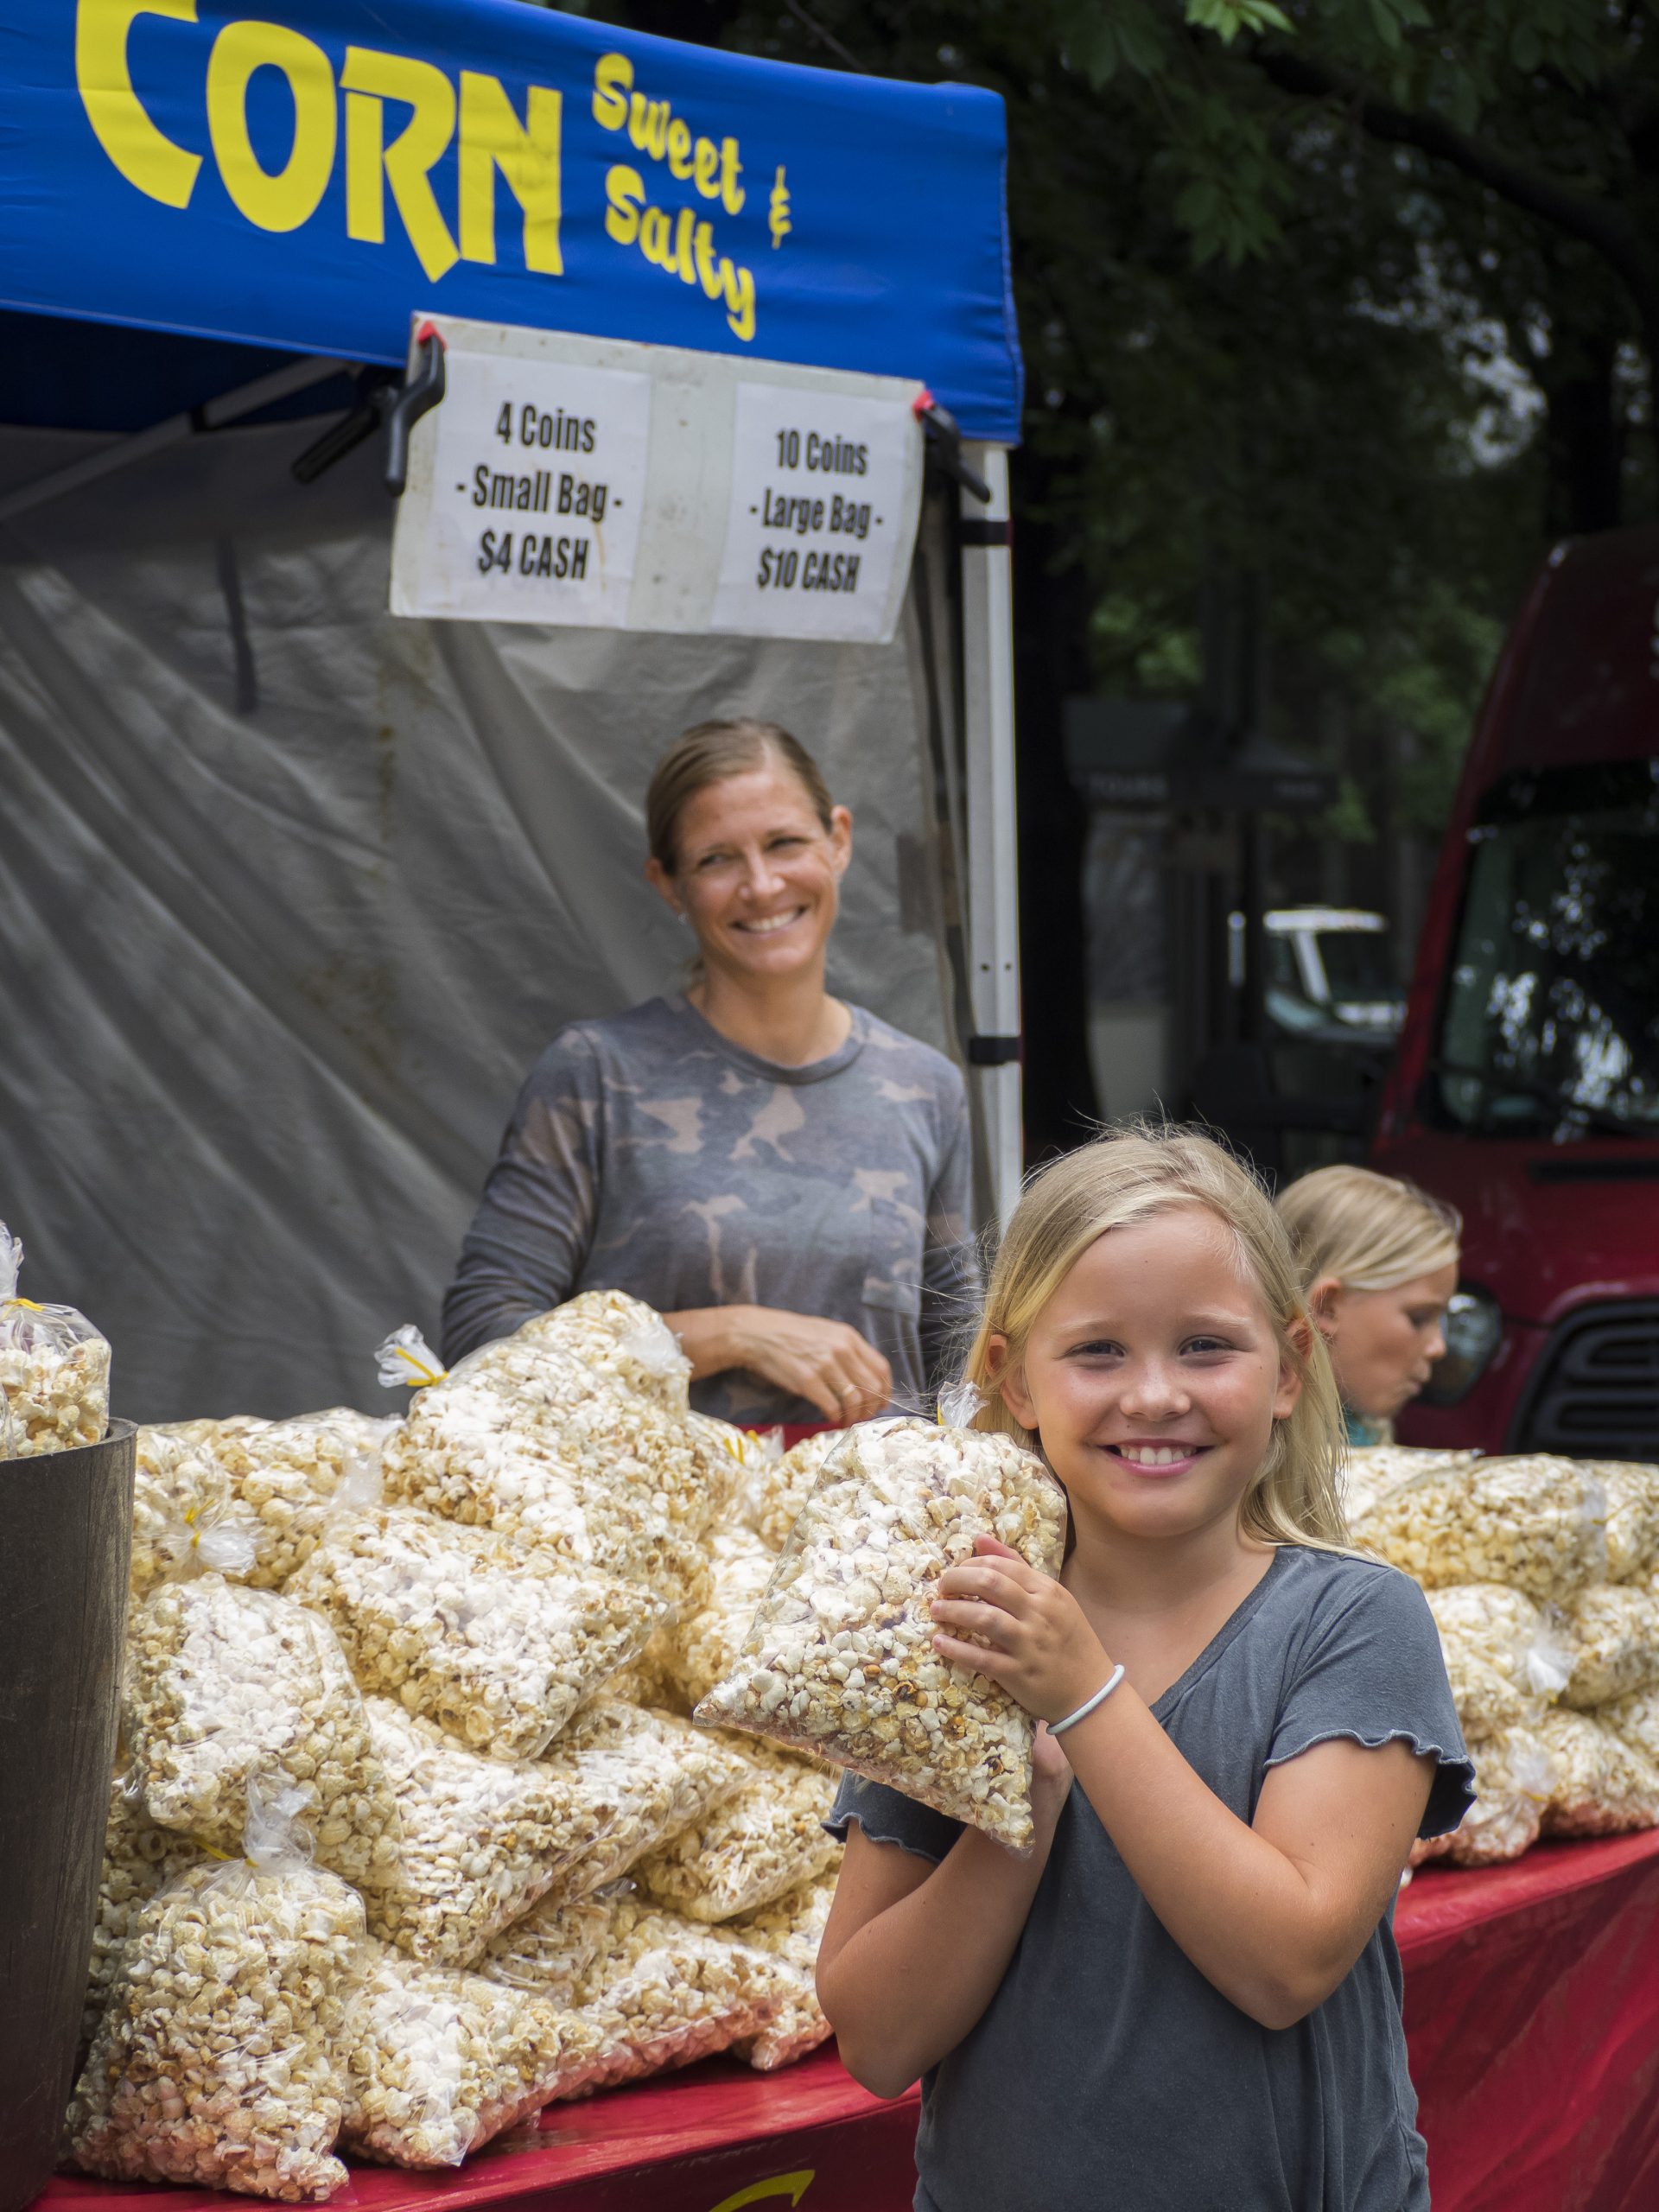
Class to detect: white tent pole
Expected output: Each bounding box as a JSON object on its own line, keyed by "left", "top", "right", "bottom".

{"left": 958, "top": 441, "right": 1022, "bottom": 1230}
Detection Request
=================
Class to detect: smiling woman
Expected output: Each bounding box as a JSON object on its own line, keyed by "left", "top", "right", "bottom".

{"left": 441, "top": 718, "right": 977, "bottom": 1427}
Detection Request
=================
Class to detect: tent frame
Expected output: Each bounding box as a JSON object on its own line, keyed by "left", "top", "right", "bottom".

{"left": 0, "top": 336, "right": 1026, "bottom": 1233}
{"left": 959, "top": 444, "right": 1021, "bottom": 1228}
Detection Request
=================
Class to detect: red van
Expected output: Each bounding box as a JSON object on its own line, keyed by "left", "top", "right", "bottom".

{"left": 1374, "top": 526, "right": 1659, "bottom": 1460}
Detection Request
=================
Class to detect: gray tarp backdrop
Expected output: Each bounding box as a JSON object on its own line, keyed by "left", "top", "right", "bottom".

{"left": 0, "top": 419, "right": 959, "bottom": 1423}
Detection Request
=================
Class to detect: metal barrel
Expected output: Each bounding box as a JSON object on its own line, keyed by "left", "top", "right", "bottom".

{"left": 0, "top": 1419, "right": 133, "bottom": 2212}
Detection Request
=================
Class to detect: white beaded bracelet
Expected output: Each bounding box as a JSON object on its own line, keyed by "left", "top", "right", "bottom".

{"left": 1048, "top": 1664, "right": 1127, "bottom": 1738}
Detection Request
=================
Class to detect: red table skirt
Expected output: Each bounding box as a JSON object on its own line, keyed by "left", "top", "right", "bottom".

{"left": 1398, "top": 1828, "right": 1659, "bottom": 2209}
{"left": 42, "top": 1829, "right": 1659, "bottom": 2212}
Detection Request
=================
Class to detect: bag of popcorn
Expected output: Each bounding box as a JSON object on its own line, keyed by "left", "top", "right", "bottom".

{"left": 129, "top": 1423, "right": 270, "bottom": 1600}
{"left": 1343, "top": 1445, "right": 1478, "bottom": 1529}
{"left": 339, "top": 1938, "right": 603, "bottom": 2168}
{"left": 1423, "top": 1584, "right": 1572, "bottom": 1741}
{"left": 743, "top": 1430, "right": 845, "bottom": 1553}
{"left": 1558, "top": 1582, "right": 1659, "bottom": 1708}
{"left": 633, "top": 1738, "right": 840, "bottom": 1923}
{"left": 606, "top": 1633, "right": 686, "bottom": 1713}
{"left": 66, "top": 1785, "right": 365, "bottom": 2203}
{"left": 657, "top": 1526, "right": 779, "bottom": 1710}
{"left": 516, "top": 1289, "right": 692, "bottom": 1415}
{"left": 365, "top": 1697, "right": 600, "bottom": 1968}
{"left": 732, "top": 1870, "right": 838, "bottom": 2070}
{"left": 1540, "top": 1708, "right": 1659, "bottom": 1836}
{"left": 210, "top": 1408, "right": 396, "bottom": 1590}
{"left": 1594, "top": 1461, "right": 1659, "bottom": 1584}
{"left": 365, "top": 1695, "right": 749, "bottom": 1967}
{"left": 1413, "top": 1726, "right": 1555, "bottom": 1869}
{"left": 1600, "top": 1679, "right": 1659, "bottom": 1769}
{"left": 380, "top": 1322, "right": 717, "bottom": 1605}
{"left": 555, "top": 1892, "right": 788, "bottom": 2095}
{"left": 285, "top": 1505, "right": 669, "bottom": 1762}
{"left": 82, "top": 1764, "right": 204, "bottom": 2049}
{"left": 1354, "top": 1453, "right": 1608, "bottom": 1600}
{"left": 124, "top": 1573, "right": 401, "bottom": 1893}
{"left": 530, "top": 1700, "right": 755, "bottom": 1913}
{"left": 0, "top": 1221, "right": 110, "bottom": 1456}
{"left": 696, "top": 1417, "right": 1069, "bottom": 1853}
{"left": 480, "top": 1886, "right": 622, "bottom": 2006}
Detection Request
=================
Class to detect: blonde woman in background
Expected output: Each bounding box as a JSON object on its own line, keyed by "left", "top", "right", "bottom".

{"left": 1276, "top": 1165, "right": 1461, "bottom": 1446}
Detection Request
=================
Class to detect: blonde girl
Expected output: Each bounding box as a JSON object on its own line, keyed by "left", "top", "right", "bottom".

{"left": 1277, "top": 1165, "right": 1462, "bottom": 1445}
{"left": 817, "top": 1128, "right": 1471, "bottom": 2212}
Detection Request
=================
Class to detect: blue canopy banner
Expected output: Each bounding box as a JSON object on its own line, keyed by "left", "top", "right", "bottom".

{"left": 0, "top": 1, "right": 1023, "bottom": 442}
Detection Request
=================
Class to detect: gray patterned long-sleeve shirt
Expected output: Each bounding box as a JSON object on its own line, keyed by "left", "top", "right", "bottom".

{"left": 442, "top": 994, "right": 979, "bottom": 1425}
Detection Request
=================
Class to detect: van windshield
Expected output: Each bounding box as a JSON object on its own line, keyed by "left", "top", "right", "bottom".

{"left": 1317, "top": 930, "right": 1394, "bottom": 999}
{"left": 1434, "top": 760, "right": 1659, "bottom": 1138}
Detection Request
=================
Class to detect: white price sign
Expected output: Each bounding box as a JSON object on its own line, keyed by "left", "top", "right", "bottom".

{"left": 391, "top": 354, "right": 650, "bottom": 626}
{"left": 711, "top": 385, "right": 916, "bottom": 642}
{"left": 391, "top": 318, "right": 925, "bottom": 643}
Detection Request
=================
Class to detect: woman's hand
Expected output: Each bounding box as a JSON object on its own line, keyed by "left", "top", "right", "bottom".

{"left": 666, "top": 1304, "right": 892, "bottom": 1422}
{"left": 930, "top": 1535, "right": 1114, "bottom": 1727}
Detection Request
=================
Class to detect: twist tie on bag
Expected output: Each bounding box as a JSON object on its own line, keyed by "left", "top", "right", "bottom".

{"left": 3, "top": 1298, "right": 42, "bottom": 1313}
{"left": 936, "top": 1380, "right": 987, "bottom": 1429}
{"left": 377, "top": 1325, "right": 448, "bottom": 1390}
{"left": 244, "top": 1777, "right": 318, "bottom": 1870}
{"left": 318, "top": 1413, "right": 397, "bottom": 1516}
{"left": 622, "top": 1320, "right": 690, "bottom": 1382}
{"left": 184, "top": 1500, "right": 262, "bottom": 1579}
{"left": 1528, "top": 1610, "right": 1576, "bottom": 1699}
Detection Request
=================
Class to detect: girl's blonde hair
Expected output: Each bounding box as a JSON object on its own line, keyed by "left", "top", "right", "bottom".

{"left": 1276, "top": 1165, "right": 1460, "bottom": 1297}
{"left": 963, "top": 1127, "right": 1351, "bottom": 1552}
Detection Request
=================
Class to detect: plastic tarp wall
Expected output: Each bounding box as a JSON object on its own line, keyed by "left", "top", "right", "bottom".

{"left": 0, "top": 418, "right": 956, "bottom": 1422}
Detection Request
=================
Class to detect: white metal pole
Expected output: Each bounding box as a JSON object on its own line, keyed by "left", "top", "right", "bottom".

{"left": 958, "top": 442, "right": 1022, "bottom": 1230}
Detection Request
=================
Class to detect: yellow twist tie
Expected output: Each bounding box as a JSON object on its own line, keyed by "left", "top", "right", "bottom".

{"left": 392, "top": 1346, "right": 446, "bottom": 1388}
{"left": 3, "top": 1298, "right": 42, "bottom": 1312}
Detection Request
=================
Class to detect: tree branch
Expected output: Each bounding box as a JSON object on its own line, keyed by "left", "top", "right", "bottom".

{"left": 1249, "top": 45, "right": 1659, "bottom": 311}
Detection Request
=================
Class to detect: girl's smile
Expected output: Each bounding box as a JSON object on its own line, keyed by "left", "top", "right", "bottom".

{"left": 1108, "top": 1440, "right": 1211, "bottom": 1476}
{"left": 997, "top": 1204, "right": 1305, "bottom": 1545}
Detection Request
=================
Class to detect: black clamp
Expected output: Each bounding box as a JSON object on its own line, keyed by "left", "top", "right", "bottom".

{"left": 913, "top": 391, "right": 991, "bottom": 505}
{"left": 967, "top": 1034, "right": 1022, "bottom": 1066}
{"left": 385, "top": 325, "right": 447, "bottom": 496}
{"left": 289, "top": 367, "right": 400, "bottom": 486}
{"left": 290, "top": 324, "right": 447, "bottom": 496}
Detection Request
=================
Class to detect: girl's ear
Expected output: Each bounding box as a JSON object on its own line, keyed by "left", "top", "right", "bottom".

{"left": 986, "top": 1332, "right": 1038, "bottom": 1433}
{"left": 1306, "top": 1274, "right": 1343, "bottom": 1344}
{"left": 1274, "top": 1313, "right": 1313, "bottom": 1423}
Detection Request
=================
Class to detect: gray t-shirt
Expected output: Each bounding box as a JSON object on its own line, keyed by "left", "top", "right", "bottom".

{"left": 827, "top": 1547, "right": 1473, "bottom": 2212}
{"left": 442, "top": 994, "right": 976, "bottom": 1425}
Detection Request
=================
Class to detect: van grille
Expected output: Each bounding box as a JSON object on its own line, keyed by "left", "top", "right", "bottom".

{"left": 1514, "top": 1303, "right": 1659, "bottom": 1461}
